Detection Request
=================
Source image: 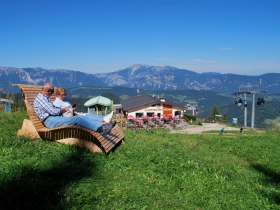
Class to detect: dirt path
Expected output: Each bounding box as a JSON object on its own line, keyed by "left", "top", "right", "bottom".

{"left": 168, "top": 121, "right": 240, "bottom": 134}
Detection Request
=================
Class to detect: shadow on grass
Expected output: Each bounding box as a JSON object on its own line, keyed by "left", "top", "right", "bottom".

{"left": 251, "top": 163, "right": 280, "bottom": 205}
{"left": 0, "top": 148, "right": 96, "bottom": 210}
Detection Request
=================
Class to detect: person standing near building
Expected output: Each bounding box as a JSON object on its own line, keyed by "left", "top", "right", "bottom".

{"left": 220, "top": 127, "right": 225, "bottom": 135}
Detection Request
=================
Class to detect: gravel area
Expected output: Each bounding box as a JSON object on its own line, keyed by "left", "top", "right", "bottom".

{"left": 168, "top": 121, "right": 240, "bottom": 134}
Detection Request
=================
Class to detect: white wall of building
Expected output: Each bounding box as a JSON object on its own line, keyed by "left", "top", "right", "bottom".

{"left": 128, "top": 104, "right": 183, "bottom": 118}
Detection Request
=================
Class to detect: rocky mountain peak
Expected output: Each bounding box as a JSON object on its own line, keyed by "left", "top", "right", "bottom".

{"left": 0, "top": 65, "right": 279, "bottom": 93}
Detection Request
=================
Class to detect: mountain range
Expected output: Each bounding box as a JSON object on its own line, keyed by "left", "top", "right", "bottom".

{"left": 1, "top": 65, "right": 279, "bottom": 128}
{"left": 0, "top": 64, "right": 279, "bottom": 93}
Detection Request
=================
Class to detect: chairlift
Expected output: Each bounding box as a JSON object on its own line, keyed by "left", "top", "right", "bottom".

{"left": 257, "top": 97, "right": 265, "bottom": 106}
{"left": 237, "top": 98, "right": 243, "bottom": 106}
{"left": 233, "top": 93, "right": 239, "bottom": 105}
{"left": 257, "top": 82, "right": 266, "bottom": 105}
{"left": 257, "top": 98, "right": 261, "bottom": 105}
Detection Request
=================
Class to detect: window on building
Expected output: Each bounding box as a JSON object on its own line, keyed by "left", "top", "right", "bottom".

{"left": 115, "top": 108, "right": 122, "bottom": 114}
{"left": 135, "top": 112, "right": 143, "bottom": 118}
{"left": 175, "top": 111, "right": 181, "bottom": 116}
{"left": 147, "top": 112, "right": 154, "bottom": 117}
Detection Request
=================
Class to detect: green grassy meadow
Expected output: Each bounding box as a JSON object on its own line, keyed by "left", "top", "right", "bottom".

{"left": 0, "top": 111, "right": 279, "bottom": 209}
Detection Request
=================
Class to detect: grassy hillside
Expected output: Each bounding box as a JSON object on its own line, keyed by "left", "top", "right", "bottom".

{"left": 0, "top": 111, "right": 279, "bottom": 209}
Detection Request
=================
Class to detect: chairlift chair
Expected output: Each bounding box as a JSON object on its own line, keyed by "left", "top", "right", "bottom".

{"left": 257, "top": 97, "right": 265, "bottom": 106}
{"left": 237, "top": 98, "right": 243, "bottom": 106}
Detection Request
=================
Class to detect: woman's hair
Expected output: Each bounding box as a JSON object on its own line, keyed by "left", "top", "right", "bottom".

{"left": 56, "top": 87, "right": 66, "bottom": 96}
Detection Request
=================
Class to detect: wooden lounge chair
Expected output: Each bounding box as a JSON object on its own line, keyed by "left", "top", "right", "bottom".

{"left": 13, "top": 84, "right": 124, "bottom": 154}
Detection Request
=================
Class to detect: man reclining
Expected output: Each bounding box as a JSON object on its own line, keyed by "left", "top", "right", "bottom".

{"left": 34, "top": 82, "right": 115, "bottom": 135}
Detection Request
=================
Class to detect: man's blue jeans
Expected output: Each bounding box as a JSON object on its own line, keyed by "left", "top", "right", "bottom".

{"left": 44, "top": 114, "right": 105, "bottom": 131}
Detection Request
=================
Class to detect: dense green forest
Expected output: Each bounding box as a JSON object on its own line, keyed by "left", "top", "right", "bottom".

{"left": 66, "top": 86, "right": 280, "bottom": 128}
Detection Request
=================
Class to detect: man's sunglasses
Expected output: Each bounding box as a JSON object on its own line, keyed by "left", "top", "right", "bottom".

{"left": 47, "top": 88, "right": 54, "bottom": 94}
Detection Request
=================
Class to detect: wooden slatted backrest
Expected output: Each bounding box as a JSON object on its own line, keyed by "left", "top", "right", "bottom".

{"left": 13, "top": 84, "right": 56, "bottom": 130}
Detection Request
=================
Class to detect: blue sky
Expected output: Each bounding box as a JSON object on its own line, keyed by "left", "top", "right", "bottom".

{"left": 0, "top": 0, "right": 279, "bottom": 75}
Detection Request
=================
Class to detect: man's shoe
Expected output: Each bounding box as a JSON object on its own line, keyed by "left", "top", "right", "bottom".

{"left": 101, "top": 121, "right": 116, "bottom": 135}
{"left": 97, "top": 125, "right": 103, "bottom": 133}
